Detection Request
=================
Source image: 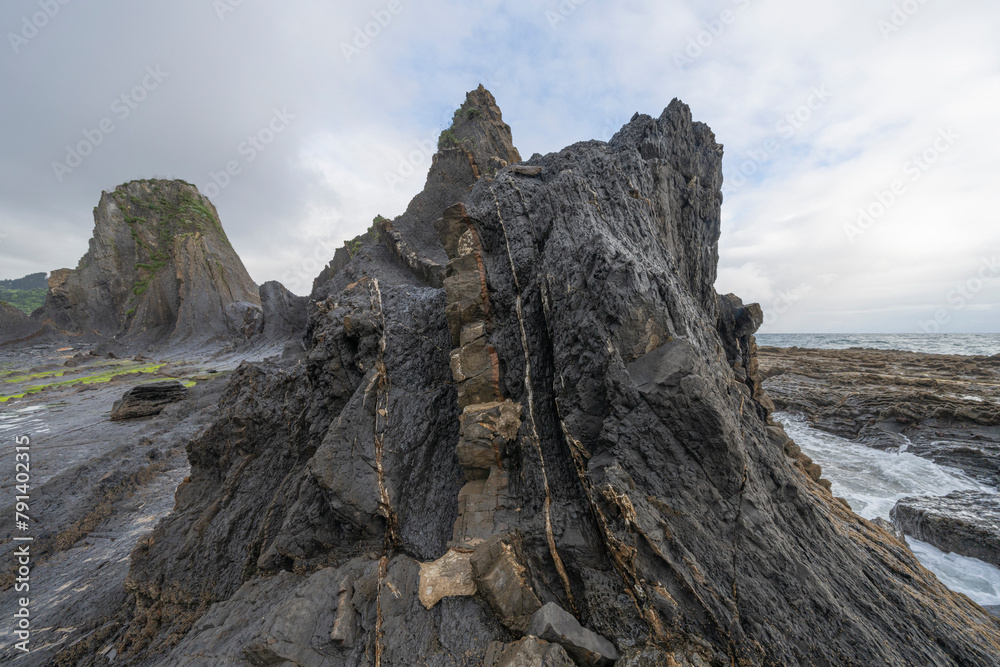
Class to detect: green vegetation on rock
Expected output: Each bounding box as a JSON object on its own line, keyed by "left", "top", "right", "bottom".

{"left": 438, "top": 128, "right": 459, "bottom": 150}
{"left": 0, "top": 360, "right": 166, "bottom": 403}
{"left": 114, "top": 182, "right": 231, "bottom": 302}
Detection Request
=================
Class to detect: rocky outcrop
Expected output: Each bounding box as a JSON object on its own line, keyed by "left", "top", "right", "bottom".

{"left": 258, "top": 280, "right": 308, "bottom": 341}
{"left": 110, "top": 381, "right": 188, "bottom": 421}
{"left": 891, "top": 491, "right": 1000, "bottom": 567}
{"left": 0, "top": 300, "right": 33, "bottom": 337}
{"left": 88, "top": 89, "right": 1000, "bottom": 666}
{"left": 759, "top": 346, "right": 1000, "bottom": 484}
{"left": 30, "top": 180, "right": 262, "bottom": 349}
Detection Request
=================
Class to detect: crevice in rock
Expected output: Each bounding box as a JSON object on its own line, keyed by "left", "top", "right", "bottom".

{"left": 488, "top": 183, "right": 577, "bottom": 614}
{"left": 368, "top": 277, "right": 399, "bottom": 549}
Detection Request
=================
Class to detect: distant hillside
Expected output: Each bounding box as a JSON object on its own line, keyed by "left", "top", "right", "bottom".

{"left": 0, "top": 291, "right": 46, "bottom": 314}
{"left": 0, "top": 272, "right": 48, "bottom": 290}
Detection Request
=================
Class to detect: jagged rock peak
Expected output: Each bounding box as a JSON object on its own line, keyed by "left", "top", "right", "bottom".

{"left": 317, "top": 85, "right": 525, "bottom": 293}
{"left": 441, "top": 84, "right": 522, "bottom": 176}
{"left": 114, "top": 95, "right": 1000, "bottom": 667}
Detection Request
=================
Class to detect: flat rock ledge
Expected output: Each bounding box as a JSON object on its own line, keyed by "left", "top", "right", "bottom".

{"left": 891, "top": 490, "right": 1000, "bottom": 568}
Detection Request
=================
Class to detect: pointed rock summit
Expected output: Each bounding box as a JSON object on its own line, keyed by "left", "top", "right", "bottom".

{"left": 362, "top": 85, "right": 522, "bottom": 283}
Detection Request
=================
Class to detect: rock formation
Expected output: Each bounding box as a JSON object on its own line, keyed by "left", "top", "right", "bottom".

{"left": 110, "top": 381, "right": 189, "bottom": 421}
{"left": 258, "top": 280, "right": 309, "bottom": 341}
{"left": 891, "top": 491, "right": 1000, "bottom": 568}
{"left": 18, "top": 179, "right": 306, "bottom": 351}
{"left": 58, "top": 89, "right": 1000, "bottom": 666}
{"left": 759, "top": 346, "right": 1000, "bottom": 484}
{"left": 0, "top": 300, "right": 34, "bottom": 337}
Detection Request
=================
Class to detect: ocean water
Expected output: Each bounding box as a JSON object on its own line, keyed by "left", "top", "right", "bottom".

{"left": 756, "top": 333, "right": 1000, "bottom": 357}
{"left": 776, "top": 412, "right": 1000, "bottom": 606}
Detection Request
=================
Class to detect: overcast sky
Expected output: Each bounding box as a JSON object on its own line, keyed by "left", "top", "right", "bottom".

{"left": 1, "top": 0, "right": 997, "bottom": 333}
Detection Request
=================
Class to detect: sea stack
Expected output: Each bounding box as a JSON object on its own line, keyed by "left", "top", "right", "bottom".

{"left": 31, "top": 179, "right": 263, "bottom": 348}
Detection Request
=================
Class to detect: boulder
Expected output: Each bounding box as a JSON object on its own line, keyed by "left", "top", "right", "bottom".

{"left": 493, "top": 636, "right": 576, "bottom": 667}
{"left": 525, "top": 602, "right": 618, "bottom": 667}
{"left": 110, "top": 381, "right": 187, "bottom": 421}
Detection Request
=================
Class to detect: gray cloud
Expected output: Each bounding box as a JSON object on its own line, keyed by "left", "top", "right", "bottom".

{"left": 1, "top": 0, "right": 997, "bottom": 332}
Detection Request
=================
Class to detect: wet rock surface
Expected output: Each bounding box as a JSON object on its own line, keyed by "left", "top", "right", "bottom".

{"left": 110, "top": 381, "right": 188, "bottom": 420}
{"left": 759, "top": 345, "right": 1000, "bottom": 484}
{"left": 891, "top": 490, "right": 1000, "bottom": 568}
{"left": 5, "top": 89, "right": 1000, "bottom": 666}
{"left": 0, "top": 347, "right": 232, "bottom": 665}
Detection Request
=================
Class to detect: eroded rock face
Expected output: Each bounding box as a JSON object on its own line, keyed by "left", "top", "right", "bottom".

{"left": 98, "top": 90, "right": 1000, "bottom": 666}
{"left": 891, "top": 491, "right": 1000, "bottom": 567}
{"left": 0, "top": 301, "right": 33, "bottom": 338}
{"left": 526, "top": 601, "right": 619, "bottom": 666}
{"left": 258, "top": 280, "right": 308, "bottom": 341}
{"left": 31, "top": 180, "right": 263, "bottom": 349}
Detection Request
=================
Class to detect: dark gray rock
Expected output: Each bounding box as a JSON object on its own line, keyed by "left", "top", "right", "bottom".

{"left": 494, "top": 636, "right": 576, "bottom": 667}
{"left": 525, "top": 602, "right": 618, "bottom": 666}
{"left": 31, "top": 179, "right": 262, "bottom": 350}
{"left": 259, "top": 279, "right": 309, "bottom": 341}
{"left": 891, "top": 491, "right": 1000, "bottom": 567}
{"left": 103, "top": 90, "right": 1000, "bottom": 666}
{"left": 110, "top": 381, "right": 188, "bottom": 420}
{"left": 0, "top": 300, "right": 34, "bottom": 338}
